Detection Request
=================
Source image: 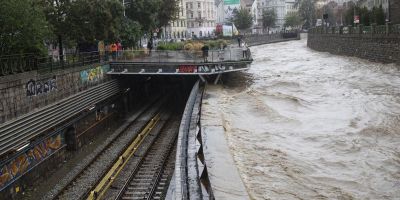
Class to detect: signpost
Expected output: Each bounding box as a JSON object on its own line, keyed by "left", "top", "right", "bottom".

{"left": 354, "top": 15, "right": 360, "bottom": 24}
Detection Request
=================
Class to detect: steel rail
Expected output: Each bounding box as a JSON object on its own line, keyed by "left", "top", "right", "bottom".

{"left": 87, "top": 113, "right": 163, "bottom": 200}
{"left": 145, "top": 133, "right": 178, "bottom": 200}
{"left": 0, "top": 80, "right": 121, "bottom": 156}
{"left": 113, "top": 117, "right": 178, "bottom": 200}
{"left": 50, "top": 97, "right": 163, "bottom": 200}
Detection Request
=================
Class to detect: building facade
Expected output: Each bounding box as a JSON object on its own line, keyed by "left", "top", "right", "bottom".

{"left": 165, "top": 0, "right": 188, "bottom": 40}
{"left": 257, "top": 0, "right": 287, "bottom": 29}
{"left": 285, "top": 0, "right": 298, "bottom": 15}
{"left": 186, "top": 0, "right": 217, "bottom": 38}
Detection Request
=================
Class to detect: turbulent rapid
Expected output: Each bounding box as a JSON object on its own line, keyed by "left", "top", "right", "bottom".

{"left": 214, "top": 37, "right": 400, "bottom": 199}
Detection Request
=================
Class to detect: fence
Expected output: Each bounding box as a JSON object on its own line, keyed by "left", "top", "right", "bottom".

{"left": 110, "top": 48, "right": 251, "bottom": 64}
{"left": 309, "top": 23, "right": 400, "bottom": 35}
{"left": 0, "top": 51, "right": 105, "bottom": 76}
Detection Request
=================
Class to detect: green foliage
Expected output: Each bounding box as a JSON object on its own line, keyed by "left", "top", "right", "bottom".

{"left": 48, "top": 0, "right": 123, "bottom": 44}
{"left": 371, "top": 5, "right": 385, "bottom": 25}
{"left": 1, "top": 0, "right": 181, "bottom": 56}
{"left": 284, "top": 12, "right": 303, "bottom": 28}
{"left": 344, "top": 3, "right": 386, "bottom": 26}
{"left": 119, "top": 18, "right": 142, "bottom": 48}
{"left": 126, "top": 0, "right": 179, "bottom": 33}
{"left": 232, "top": 8, "right": 253, "bottom": 30}
{"left": 298, "top": 0, "right": 316, "bottom": 29}
{"left": 204, "top": 40, "right": 229, "bottom": 50}
{"left": 262, "top": 9, "right": 277, "bottom": 30}
{"left": 0, "top": 0, "right": 50, "bottom": 55}
{"left": 157, "top": 42, "right": 184, "bottom": 50}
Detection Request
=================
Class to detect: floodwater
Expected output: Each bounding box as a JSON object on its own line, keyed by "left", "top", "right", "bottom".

{"left": 215, "top": 37, "right": 400, "bottom": 199}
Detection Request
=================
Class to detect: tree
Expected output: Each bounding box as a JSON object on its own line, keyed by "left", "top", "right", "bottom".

{"left": 344, "top": 1, "right": 355, "bottom": 26}
{"left": 232, "top": 8, "right": 253, "bottom": 31}
{"left": 284, "top": 12, "right": 303, "bottom": 28}
{"left": 119, "top": 18, "right": 142, "bottom": 48}
{"left": 0, "top": 0, "right": 50, "bottom": 55}
{"left": 298, "top": 0, "right": 316, "bottom": 29}
{"left": 371, "top": 5, "right": 385, "bottom": 25}
{"left": 126, "top": 0, "right": 179, "bottom": 34}
{"left": 262, "top": 9, "right": 277, "bottom": 33}
{"left": 67, "top": 0, "right": 124, "bottom": 43}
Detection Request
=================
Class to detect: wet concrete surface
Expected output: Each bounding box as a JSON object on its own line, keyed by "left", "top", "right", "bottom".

{"left": 201, "top": 85, "right": 250, "bottom": 200}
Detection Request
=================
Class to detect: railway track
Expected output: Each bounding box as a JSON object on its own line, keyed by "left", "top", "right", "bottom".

{"left": 112, "top": 119, "right": 179, "bottom": 200}
{"left": 47, "top": 97, "right": 168, "bottom": 200}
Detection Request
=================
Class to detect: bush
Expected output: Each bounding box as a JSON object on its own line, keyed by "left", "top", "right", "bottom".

{"left": 157, "top": 42, "right": 184, "bottom": 50}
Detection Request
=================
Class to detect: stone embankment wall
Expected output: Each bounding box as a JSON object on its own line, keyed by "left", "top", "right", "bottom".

{"left": 307, "top": 30, "right": 400, "bottom": 64}
{"left": 244, "top": 32, "right": 300, "bottom": 46}
{"left": 0, "top": 64, "right": 111, "bottom": 124}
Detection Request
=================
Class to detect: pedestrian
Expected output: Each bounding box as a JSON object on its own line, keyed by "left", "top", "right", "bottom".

{"left": 237, "top": 36, "right": 241, "bottom": 47}
{"left": 116, "top": 41, "right": 122, "bottom": 57}
{"left": 242, "top": 42, "right": 248, "bottom": 59}
{"left": 201, "top": 44, "right": 209, "bottom": 62}
{"left": 147, "top": 39, "right": 153, "bottom": 55}
{"left": 111, "top": 43, "right": 117, "bottom": 60}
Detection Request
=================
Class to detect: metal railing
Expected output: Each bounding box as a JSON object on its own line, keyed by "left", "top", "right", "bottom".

{"left": 309, "top": 23, "right": 400, "bottom": 35}
{"left": 110, "top": 48, "right": 252, "bottom": 64}
{"left": 0, "top": 51, "right": 106, "bottom": 76}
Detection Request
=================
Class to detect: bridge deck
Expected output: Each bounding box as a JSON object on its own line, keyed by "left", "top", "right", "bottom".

{"left": 108, "top": 48, "right": 252, "bottom": 75}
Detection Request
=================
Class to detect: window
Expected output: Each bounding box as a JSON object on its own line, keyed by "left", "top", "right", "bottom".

{"left": 198, "top": 11, "right": 201, "bottom": 18}
{"left": 198, "top": 2, "right": 201, "bottom": 8}
{"left": 190, "top": 2, "right": 193, "bottom": 9}
{"left": 191, "top": 12, "right": 193, "bottom": 18}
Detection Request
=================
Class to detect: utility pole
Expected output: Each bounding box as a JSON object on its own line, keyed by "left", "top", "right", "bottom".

{"left": 123, "top": 0, "right": 126, "bottom": 17}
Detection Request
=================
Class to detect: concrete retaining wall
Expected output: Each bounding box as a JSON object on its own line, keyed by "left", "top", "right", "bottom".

{"left": 0, "top": 64, "right": 111, "bottom": 124}
{"left": 307, "top": 33, "right": 400, "bottom": 64}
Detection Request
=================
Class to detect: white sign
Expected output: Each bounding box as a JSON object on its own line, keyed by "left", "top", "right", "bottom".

{"left": 223, "top": 25, "right": 233, "bottom": 37}
{"left": 224, "top": 3, "right": 240, "bottom": 21}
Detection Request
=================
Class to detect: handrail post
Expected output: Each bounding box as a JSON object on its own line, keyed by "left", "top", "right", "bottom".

{"left": 386, "top": 22, "right": 392, "bottom": 35}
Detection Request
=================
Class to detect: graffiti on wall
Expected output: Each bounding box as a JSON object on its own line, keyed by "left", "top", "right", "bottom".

{"left": 0, "top": 134, "right": 63, "bottom": 190}
{"left": 26, "top": 76, "right": 57, "bottom": 96}
{"left": 80, "top": 65, "right": 110, "bottom": 83}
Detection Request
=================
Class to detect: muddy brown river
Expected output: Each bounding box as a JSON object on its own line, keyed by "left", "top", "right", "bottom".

{"left": 213, "top": 37, "right": 400, "bottom": 199}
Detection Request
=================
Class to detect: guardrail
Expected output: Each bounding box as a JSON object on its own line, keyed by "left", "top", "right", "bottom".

{"left": 174, "top": 80, "right": 214, "bottom": 199}
{"left": 110, "top": 48, "right": 251, "bottom": 64}
{"left": 309, "top": 23, "right": 400, "bottom": 35}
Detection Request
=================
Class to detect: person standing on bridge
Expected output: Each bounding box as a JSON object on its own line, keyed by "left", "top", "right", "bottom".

{"left": 147, "top": 39, "right": 153, "bottom": 55}
{"left": 201, "top": 44, "right": 209, "bottom": 62}
{"left": 116, "top": 41, "right": 122, "bottom": 58}
{"left": 111, "top": 43, "right": 117, "bottom": 60}
{"left": 242, "top": 42, "right": 248, "bottom": 59}
{"left": 237, "top": 36, "right": 242, "bottom": 47}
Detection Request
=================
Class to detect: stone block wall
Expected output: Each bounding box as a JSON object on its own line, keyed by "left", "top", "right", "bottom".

{"left": 244, "top": 32, "right": 300, "bottom": 46}
{"left": 0, "top": 64, "right": 111, "bottom": 124}
{"left": 307, "top": 33, "right": 400, "bottom": 64}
